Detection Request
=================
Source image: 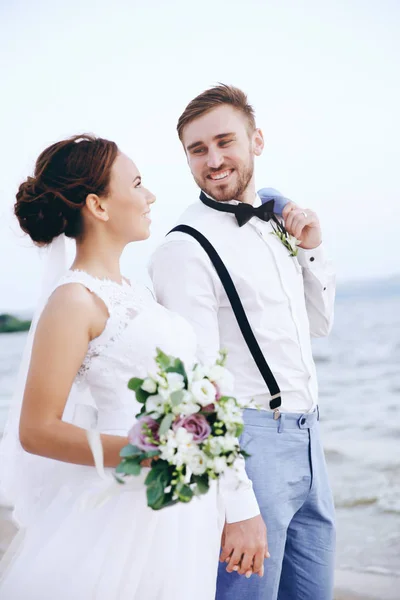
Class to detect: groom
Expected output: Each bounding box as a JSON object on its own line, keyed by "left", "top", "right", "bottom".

{"left": 150, "top": 84, "right": 336, "bottom": 599}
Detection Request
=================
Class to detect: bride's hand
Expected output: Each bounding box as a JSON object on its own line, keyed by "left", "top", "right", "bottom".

{"left": 219, "top": 515, "right": 269, "bottom": 578}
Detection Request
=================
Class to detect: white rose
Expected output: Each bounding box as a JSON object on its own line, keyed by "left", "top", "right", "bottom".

{"left": 175, "top": 402, "right": 201, "bottom": 416}
{"left": 186, "top": 450, "right": 207, "bottom": 475}
{"left": 288, "top": 234, "right": 301, "bottom": 253}
{"left": 166, "top": 372, "right": 185, "bottom": 392}
{"left": 145, "top": 394, "right": 166, "bottom": 417}
{"left": 141, "top": 378, "right": 157, "bottom": 394}
{"left": 175, "top": 426, "right": 194, "bottom": 446}
{"left": 217, "top": 398, "right": 242, "bottom": 424}
{"left": 173, "top": 428, "right": 198, "bottom": 468}
{"left": 149, "top": 372, "right": 168, "bottom": 388}
{"left": 207, "top": 436, "right": 223, "bottom": 456}
{"left": 190, "top": 378, "right": 216, "bottom": 407}
{"left": 191, "top": 364, "right": 210, "bottom": 382}
{"left": 158, "top": 372, "right": 185, "bottom": 400}
{"left": 159, "top": 429, "right": 180, "bottom": 463}
{"left": 219, "top": 435, "right": 239, "bottom": 453}
{"left": 208, "top": 365, "right": 235, "bottom": 396}
{"left": 159, "top": 444, "right": 176, "bottom": 463}
{"left": 212, "top": 456, "right": 228, "bottom": 474}
{"left": 171, "top": 390, "right": 198, "bottom": 415}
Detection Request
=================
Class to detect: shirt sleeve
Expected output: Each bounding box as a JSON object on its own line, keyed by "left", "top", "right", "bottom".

{"left": 149, "top": 238, "right": 260, "bottom": 523}
{"left": 297, "top": 243, "right": 336, "bottom": 337}
{"left": 149, "top": 238, "right": 221, "bottom": 366}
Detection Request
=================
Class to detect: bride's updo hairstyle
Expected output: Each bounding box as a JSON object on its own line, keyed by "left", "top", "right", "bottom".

{"left": 15, "top": 134, "right": 119, "bottom": 246}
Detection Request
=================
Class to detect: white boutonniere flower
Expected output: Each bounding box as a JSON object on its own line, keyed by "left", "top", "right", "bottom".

{"left": 270, "top": 220, "right": 301, "bottom": 257}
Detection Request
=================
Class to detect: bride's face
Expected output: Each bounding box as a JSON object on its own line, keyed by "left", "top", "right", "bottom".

{"left": 105, "top": 152, "right": 156, "bottom": 242}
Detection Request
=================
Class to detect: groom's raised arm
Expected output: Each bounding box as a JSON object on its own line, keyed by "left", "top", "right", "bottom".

{"left": 149, "top": 236, "right": 261, "bottom": 524}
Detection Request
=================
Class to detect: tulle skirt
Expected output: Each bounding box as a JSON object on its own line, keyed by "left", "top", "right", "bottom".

{"left": 0, "top": 460, "right": 224, "bottom": 599}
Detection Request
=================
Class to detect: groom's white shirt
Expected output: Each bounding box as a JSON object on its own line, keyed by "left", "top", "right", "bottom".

{"left": 149, "top": 194, "right": 335, "bottom": 523}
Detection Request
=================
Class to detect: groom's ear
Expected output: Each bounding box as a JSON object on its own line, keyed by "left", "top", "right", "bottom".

{"left": 252, "top": 128, "right": 264, "bottom": 156}
{"left": 85, "top": 193, "right": 110, "bottom": 223}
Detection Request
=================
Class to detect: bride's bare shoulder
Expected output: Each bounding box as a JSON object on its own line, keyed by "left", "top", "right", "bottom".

{"left": 37, "top": 283, "right": 107, "bottom": 339}
{"left": 48, "top": 282, "right": 99, "bottom": 312}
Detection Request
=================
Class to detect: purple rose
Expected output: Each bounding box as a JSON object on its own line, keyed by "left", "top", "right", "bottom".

{"left": 128, "top": 416, "right": 160, "bottom": 451}
{"left": 173, "top": 414, "right": 211, "bottom": 443}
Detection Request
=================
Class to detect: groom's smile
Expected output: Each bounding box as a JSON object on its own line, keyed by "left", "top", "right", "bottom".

{"left": 207, "top": 169, "right": 234, "bottom": 182}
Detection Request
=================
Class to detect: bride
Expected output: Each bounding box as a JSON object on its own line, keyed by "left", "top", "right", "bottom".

{"left": 0, "top": 134, "right": 226, "bottom": 599}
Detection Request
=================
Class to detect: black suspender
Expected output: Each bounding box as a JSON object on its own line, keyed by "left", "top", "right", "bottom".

{"left": 168, "top": 225, "right": 282, "bottom": 411}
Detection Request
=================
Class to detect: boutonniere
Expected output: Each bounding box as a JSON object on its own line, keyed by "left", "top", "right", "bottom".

{"left": 270, "top": 219, "right": 301, "bottom": 257}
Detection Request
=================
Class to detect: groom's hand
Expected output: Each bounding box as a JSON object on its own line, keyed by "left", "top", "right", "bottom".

{"left": 220, "top": 515, "right": 269, "bottom": 578}
{"left": 282, "top": 201, "right": 322, "bottom": 250}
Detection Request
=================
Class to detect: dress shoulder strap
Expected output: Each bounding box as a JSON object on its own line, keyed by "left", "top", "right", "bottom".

{"left": 53, "top": 270, "right": 129, "bottom": 314}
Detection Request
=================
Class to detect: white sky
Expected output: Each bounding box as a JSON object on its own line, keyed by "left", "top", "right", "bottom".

{"left": 0, "top": 0, "right": 399, "bottom": 312}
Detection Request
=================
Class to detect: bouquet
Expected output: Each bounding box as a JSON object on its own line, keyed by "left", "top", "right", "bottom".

{"left": 115, "top": 348, "right": 247, "bottom": 510}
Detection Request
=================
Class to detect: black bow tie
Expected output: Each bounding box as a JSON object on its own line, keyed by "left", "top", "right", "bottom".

{"left": 199, "top": 191, "right": 275, "bottom": 227}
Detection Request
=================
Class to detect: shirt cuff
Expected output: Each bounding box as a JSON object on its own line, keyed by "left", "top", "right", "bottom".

{"left": 297, "top": 243, "right": 326, "bottom": 269}
{"left": 223, "top": 485, "right": 261, "bottom": 524}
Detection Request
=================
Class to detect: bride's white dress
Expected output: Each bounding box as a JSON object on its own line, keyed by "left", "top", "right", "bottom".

{"left": 0, "top": 271, "right": 224, "bottom": 600}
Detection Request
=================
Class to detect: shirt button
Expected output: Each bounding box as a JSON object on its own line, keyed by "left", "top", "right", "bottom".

{"left": 300, "top": 417, "right": 306, "bottom": 425}
{"left": 310, "top": 257, "right": 315, "bottom": 262}
{"left": 323, "top": 287, "right": 327, "bottom": 291}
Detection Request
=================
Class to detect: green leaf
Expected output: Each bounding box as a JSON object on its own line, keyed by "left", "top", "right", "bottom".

{"left": 155, "top": 347, "right": 173, "bottom": 370}
{"left": 145, "top": 464, "right": 170, "bottom": 487}
{"left": 146, "top": 479, "right": 164, "bottom": 508}
{"left": 152, "top": 496, "right": 179, "bottom": 511}
{"left": 123, "top": 461, "right": 142, "bottom": 476}
{"left": 170, "top": 390, "right": 184, "bottom": 406}
{"left": 145, "top": 468, "right": 162, "bottom": 485}
{"left": 192, "top": 474, "right": 209, "bottom": 495}
{"left": 177, "top": 484, "right": 194, "bottom": 503}
{"left": 159, "top": 413, "right": 174, "bottom": 436}
{"left": 146, "top": 450, "right": 161, "bottom": 458}
{"left": 116, "top": 458, "right": 141, "bottom": 476}
{"left": 216, "top": 348, "right": 228, "bottom": 366}
{"left": 235, "top": 424, "right": 244, "bottom": 437}
{"left": 128, "top": 377, "right": 144, "bottom": 391}
{"left": 150, "top": 458, "right": 170, "bottom": 471}
{"left": 116, "top": 461, "right": 127, "bottom": 474}
{"left": 113, "top": 473, "right": 125, "bottom": 484}
{"left": 218, "top": 395, "right": 233, "bottom": 403}
{"left": 135, "top": 387, "right": 150, "bottom": 404}
{"left": 137, "top": 404, "right": 147, "bottom": 417}
{"left": 119, "top": 444, "right": 143, "bottom": 458}
{"left": 166, "top": 358, "right": 188, "bottom": 386}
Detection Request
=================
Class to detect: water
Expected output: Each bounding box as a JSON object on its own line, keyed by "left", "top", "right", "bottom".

{"left": 1, "top": 294, "right": 399, "bottom": 577}
{"left": 314, "top": 293, "right": 400, "bottom": 577}
{"left": 0, "top": 331, "right": 27, "bottom": 432}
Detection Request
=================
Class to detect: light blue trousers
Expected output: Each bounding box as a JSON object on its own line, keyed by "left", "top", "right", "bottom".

{"left": 216, "top": 408, "right": 336, "bottom": 600}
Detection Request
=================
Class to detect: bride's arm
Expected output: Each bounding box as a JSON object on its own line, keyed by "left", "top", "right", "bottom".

{"left": 19, "top": 283, "right": 128, "bottom": 468}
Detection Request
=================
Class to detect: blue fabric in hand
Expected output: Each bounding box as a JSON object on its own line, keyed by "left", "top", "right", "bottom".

{"left": 258, "top": 188, "right": 290, "bottom": 216}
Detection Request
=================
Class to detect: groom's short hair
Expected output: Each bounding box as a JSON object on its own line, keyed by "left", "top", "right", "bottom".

{"left": 177, "top": 84, "right": 256, "bottom": 141}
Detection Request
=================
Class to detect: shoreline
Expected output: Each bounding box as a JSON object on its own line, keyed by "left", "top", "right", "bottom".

{"left": 0, "top": 502, "right": 398, "bottom": 599}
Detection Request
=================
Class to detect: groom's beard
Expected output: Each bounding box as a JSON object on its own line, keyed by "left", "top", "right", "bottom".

{"left": 194, "top": 155, "right": 255, "bottom": 203}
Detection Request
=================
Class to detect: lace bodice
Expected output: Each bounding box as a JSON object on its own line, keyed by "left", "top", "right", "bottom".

{"left": 55, "top": 270, "right": 197, "bottom": 433}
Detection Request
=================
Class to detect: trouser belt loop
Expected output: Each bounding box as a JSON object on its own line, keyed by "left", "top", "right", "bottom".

{"left": 277, "top": 413, "right": 285, "bottom": 434}
{"left": 317, "top": 405, "right": 320, "bottom": 421}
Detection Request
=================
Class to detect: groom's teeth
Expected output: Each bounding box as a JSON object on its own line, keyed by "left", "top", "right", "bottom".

{"left": 210, "top": 170, "right": 231, "bottom": 180}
